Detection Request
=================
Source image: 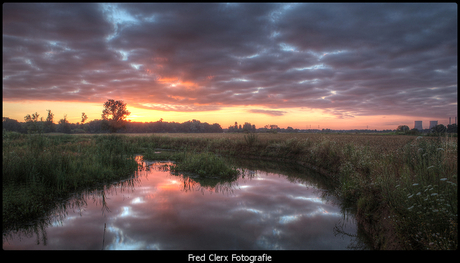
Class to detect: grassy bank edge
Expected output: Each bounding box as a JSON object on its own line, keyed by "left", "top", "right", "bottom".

{"left": 2, "top": 133, "right": 139, "bottom": 232}
{"left": 3, "top": 132, "right": 457, "bottom": 250}
{"left": 136, "top": 133, "right": 457, "bottom": 250}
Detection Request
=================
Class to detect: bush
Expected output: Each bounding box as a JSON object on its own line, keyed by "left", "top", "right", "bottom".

{"left": 3, "top": 129, "right": 24, "bottom": 140}
{"left": 170, "top": 152, "right": 239, "bottom": 178}
{"left": 244, "top": 132, "right": 259, "bottom": 147}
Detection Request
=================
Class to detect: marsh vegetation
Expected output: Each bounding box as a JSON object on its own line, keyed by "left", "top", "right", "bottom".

{"left": 2, "top": 131, "right": 457, "bottom": 250}
{"left": 4, "top": 157, "right": 361, "bottom": 250}
{"left": 2, "top": 132, "right": 138, "bottom": 231}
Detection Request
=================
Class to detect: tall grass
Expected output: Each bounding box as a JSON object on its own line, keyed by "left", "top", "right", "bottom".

{"left": 377, "top": 136, "right": 457, "bottom": 249}
{"left": 170, "top": 152, "right": 239, "bottom": 179}
{"left": 3, "top": 133, "right": 138, "bottom": 230}
{"left": 323, "top": 135, "right": 457, "bottom": 250}
{"left": 3, "top": 132, "right": 457, "bottom": 249}
{"left": 123, "top": 133, "right": 457, "bottom": 249}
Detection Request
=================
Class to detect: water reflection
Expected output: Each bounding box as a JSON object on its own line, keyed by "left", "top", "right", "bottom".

{"left": 3, "top": 155, "right": 367, "bottom": 250}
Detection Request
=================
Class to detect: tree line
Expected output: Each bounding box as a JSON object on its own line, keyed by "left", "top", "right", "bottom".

{"left": 3, "top": 117, "right": 227, "bottom": 134}
{"left": 396, "top": 124, "right": 457, "bottom": 136}
{"left": 4, "top": 99, "right": 456, "bottom": 135}
{"left": 2, "top": 99, "right": 223, "bottom": 134}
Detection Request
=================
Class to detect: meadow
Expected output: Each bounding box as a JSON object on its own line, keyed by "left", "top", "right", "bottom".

{"left": 3, "top": 131, "right": 457, "bottom": 250}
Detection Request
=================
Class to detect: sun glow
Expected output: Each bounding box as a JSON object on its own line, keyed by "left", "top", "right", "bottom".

{"left": 158, "top": 180, "right": 180, "bottom": 191}
{"left": 3, "top": 99, "right": 449, "bottom": 131}
{"left": 158, "top": 77, "right": 199, "bottom": 90}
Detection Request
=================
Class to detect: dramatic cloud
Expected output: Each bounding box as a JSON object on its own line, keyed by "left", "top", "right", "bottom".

{"left": 3, "top": 3, "right": 457, "bottom": 119}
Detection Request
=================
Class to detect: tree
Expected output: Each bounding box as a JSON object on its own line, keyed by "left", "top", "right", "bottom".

{"left": 447, "top": 123, "right": 457, "bottom": 134}
{"left": 396, "top": 125, "right": 410, "bottom": 134}
{"left": 101, "top": 99, "right": 131, "bottom": 133}
{"left": 431, "top": 124, "right": 447, "bottom": 136}
{"left": 211, "top": 123, "right": 223, "bottom": 133}
{"left": 264, "top": 124, "right": 279, "bottom": 133}
{"left": 57, "top": 115, "right": 71, "bottom": 134}
{"left": 242, "top": 122, "right": 252, "bottom": 133}
{"left": 87, "top": 119, "right": 105, "bottom": 133}
{"left": 3, "top": 117, "right": 25, "bottom": 133}
{"left": 406, "top": 128, "right": 420, "bottom": 136}
{"left": 81, "top": 112, "right": 88, "bottom": 124}
{"left": 46, "top": 109, "right": 54, "bottom": 123}
{"left": 24, "top": 112, "right": 39, "bottom": 123}
{"left": 44, "top": 109, "right": 55, "bottom": 133}
{"left": 24, "top": 112, "right": 43, "bottom": 134}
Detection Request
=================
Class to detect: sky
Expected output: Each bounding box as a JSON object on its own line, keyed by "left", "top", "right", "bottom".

{"left": 2, "top": 3, "right": 457, "bottom": 130}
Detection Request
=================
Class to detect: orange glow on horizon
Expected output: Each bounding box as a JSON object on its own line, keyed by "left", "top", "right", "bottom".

{"left": 2, "top": 100, "right": 452, "bottom": 131}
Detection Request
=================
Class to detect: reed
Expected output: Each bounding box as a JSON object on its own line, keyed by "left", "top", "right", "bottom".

{"left": 124, "top": 132, "right": 457, "bottom": 249}
{"left": 2, "top": 132, "right": 138, "bottom": 230}
{"left": 170, "top": 152, "right": 239, "bottom": 179}
{"left": 3, "top": 131, "right": 457, "bottom": 249}
{"left": 376, "top": 136, "right": 457, "bottom": 249}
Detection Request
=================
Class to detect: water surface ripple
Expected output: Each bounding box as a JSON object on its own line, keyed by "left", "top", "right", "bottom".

{"left": 3, "top": 157, "right": 359, "bottom": 250}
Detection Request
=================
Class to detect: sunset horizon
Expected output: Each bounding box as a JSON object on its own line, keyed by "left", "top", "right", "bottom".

{"left": 2, "top": 99, "right": 456, "bottom": 131}
{"left": 3, "top": 3, "right": 457, "bottom": 131}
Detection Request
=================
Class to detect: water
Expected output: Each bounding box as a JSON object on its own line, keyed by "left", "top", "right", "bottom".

{"left": 3, "top": 156, "right": 361, "bottom": 250}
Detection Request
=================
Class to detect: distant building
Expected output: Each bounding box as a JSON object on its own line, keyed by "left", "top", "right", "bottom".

{"left": 429, "top": 121, "right": 438, "bottom": 129}
{"left": 414, "top": 121, "right": 423, "bottom": 131}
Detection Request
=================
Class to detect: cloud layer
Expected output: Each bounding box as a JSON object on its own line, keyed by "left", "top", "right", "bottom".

{"left": 3, "top": 3, "right": 457, "bottom": 119}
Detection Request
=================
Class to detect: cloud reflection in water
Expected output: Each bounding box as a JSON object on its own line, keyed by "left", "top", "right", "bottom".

{"left": 3, "top": 159, "right": 358, "bottom": 250}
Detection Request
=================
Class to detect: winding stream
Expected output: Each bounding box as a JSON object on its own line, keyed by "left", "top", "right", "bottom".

{"left": 3, "top": 156, "right": 363, "bottom": 250}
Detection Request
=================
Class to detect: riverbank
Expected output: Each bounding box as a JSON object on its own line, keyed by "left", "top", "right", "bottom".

{"left": 127, "top": 132, "right": 458, "bottom": 250}
{"left": 3, "top": 132, "right": 457, "bottom": 249}
{"left": 2, "top": 132, "right": 139, "bottom": 232}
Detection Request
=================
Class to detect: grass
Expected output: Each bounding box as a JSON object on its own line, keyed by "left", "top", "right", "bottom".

{"left": 170, "top": 152, "right": 240, "bottom": 179}
{"left": 120, "top": 132, "right": 457, "bottom": 250}
{"left": 2, "top": 132, "right": 139, "bottom": 231}
{"left": 375, "top": 136, "right": 458, "bottom": 249}
{"left": 3, "top": 131, "right": 457, "bottom": 250}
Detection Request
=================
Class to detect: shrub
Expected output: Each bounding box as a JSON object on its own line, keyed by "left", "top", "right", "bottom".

{"left": 170, "top": 152, "right": 239, "bottom": 178}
